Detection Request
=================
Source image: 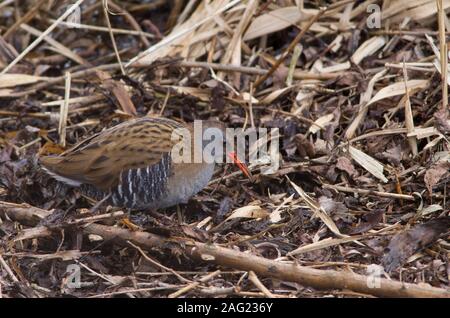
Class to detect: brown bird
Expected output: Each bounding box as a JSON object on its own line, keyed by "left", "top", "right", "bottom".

{"left": 40, "top": 117, "right": 226, "bottom": 210}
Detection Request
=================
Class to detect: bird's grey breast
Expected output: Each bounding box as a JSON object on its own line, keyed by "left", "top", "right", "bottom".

{"left": 154, "top": 162, "right": 216, "bottom": 209}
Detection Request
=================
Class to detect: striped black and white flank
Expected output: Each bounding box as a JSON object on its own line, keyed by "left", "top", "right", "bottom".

{"left": 80, "top": 154, "right": 171, "bottom": 209}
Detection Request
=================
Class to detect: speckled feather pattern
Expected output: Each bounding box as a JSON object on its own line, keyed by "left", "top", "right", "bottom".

{"left": 40, "top": 117, "right": 223, "bottom": 210}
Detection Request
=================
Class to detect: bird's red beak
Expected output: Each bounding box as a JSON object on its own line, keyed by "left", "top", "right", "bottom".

{"left": 228, "top": 151, "right": 253, "bottom": 181}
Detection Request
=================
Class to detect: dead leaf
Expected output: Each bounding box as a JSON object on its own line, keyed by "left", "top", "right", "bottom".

{"left": 350, "top": 209, "right": 384, "bottom": 234}
{"left": 349, "top": 146, "right": 388, "bottom": 183}
{"left": 336, "top": 156, "right": 357, "bottom": 177}
{"left": 318, "top": 196, "right": 348, "bottom": 215}
{"left": 294, "top": 134, "right": 315, "bottom": 158}
{"left": 289, "top": 179, "right": 343, "bottom": 237}
{"left": 97, "top": 70, "right": 137, "bottom": 116}
{"left": 351, "top": 36, "right": 386, "bottom": 65}
{"left": 433, "top": 108, "right": 450, "bottom": 134}
{"left": 272, "top": 64, "right": 289, "bottom": 89}
{"left": 180, "top": 225, "right": 209, "bottom": 241}
{"left": 380, "top": 144, "right": 403, "bottom": 166}
{"left": 308, "top": 113, "right": 333, "bottom": 134}
{"left": 424, "top": 160, "right": 450, "bottom": 195}
{"left": 382, "top": 217, "right": 450, "bottom": 272}
{"left": 243, "top": 7, "right": 316, "bottom": 41}
{"left": 260, "top": 86, "right": 294, "bottom": 104}
{"left": 170, "top": 86, "right": 212, "bottom": 102}
{"left": 0, "top": 74, "right": 48, "bottom": 88}
{"left": 367, "top": 79, "right": 428, "bottom": 107}
{"left": 224, "top": 205, "right": 269, "bottom": 222}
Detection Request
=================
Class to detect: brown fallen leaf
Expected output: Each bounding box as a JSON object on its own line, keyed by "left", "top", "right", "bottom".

{"left": 318, "top": 196, "right": 351, "bottom": 223}
{"left": 336, "top": 156, "right": 358, "bottom": 178}
{"left": 424, "top": 160, "right": 450, "bottom": 195}
{"left": 335, "top": 71, "right": 363, "bottom": 87}
{"left": 294, "top": 134, "right": 315, "bottom": 158}
{"left": 180, "top": 224, "right": 209, "bottom": 242}
{"left": 433, "top": 108, "right": 450, "bottom": 134}
{"left": 272, "top": 64, "right": 289, "bottom": 89}
{"left": 225, "top": 205, "right": 269, "bottom": 222}
{"left": 96, "top": 70, "right": 137, "bottom": 116}
{"left": 349, "top": 209, "right": 384, "bottom": 234}
{"left": 318, "top": 196, "right": 348, "bottom": 214}
{"left": 382, "top": 217, "right": 450, "bottom": 272}
{"left": 380, "top": 144, "right": 403, "bottom": 166}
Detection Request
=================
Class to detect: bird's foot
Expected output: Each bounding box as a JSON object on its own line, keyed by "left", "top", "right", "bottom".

{"left": 120, "top": 217, "right": 141, "bottom": 231}
{"left": 118, "top": 209, "right": 141, "bottom": 231}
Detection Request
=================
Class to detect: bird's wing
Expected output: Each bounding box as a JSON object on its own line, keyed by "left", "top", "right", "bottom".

{"left": 40, "top": 117, "right": 185, "bottom": 191}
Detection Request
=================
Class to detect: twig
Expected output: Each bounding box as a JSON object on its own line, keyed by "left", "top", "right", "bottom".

{"left": 159, "top": 90, "right": 170, "bottom": 116}
{"left": 248, "top": 82, "right": 255, "bottom": 128}
{"left": 168, "top": 270, "right": 221, "bottom": 298}
{"left": 402, "top": 61, "right": 418, "bottom": 156}
{"left": 3, "top": 202, "right": 449, "bottom": 298}
{"left": 248, "top": 270, "right": 276, "bottom": 298}
{"left": 88, "top": 285, "right": 186, "bottom": 297}
{"left": 7, "top": 63, "right": 119, "bottom": 98}
{"left": 127, "top": 241, "right": 191, "bottom": 284}
{"left": 12, "top": 211, "right": 125, "bottom": 242}
{"left": 176, "top": 61, "right": 340, "bottom": 80}
{"left": 75, "top": 211, "right": 125, "bottom": 225}
{"left": 0, "top": 255, "right": 19, "bottom": 283}
{"left": 84, "top": 223, "right": 450, "bottom": 298}
{"left": 76, "top": 261, "right": 117, "bottom": 285}
{"left": 59, "top": 72, "right": 71, "bottom": 147}
{"left": 50, "top": 20, "right": 155, "bottom": 39}
{"left": 371, "top": 30, "right": 450, "bottom": 36}
{"left": 437, "top": 0, "right": 448, "bottom": 110}
{"left": 323, "top": 184, "right": 416, "bottom": 201}
{"left": 103, "top": 0, "right": 126, "bottom": 75}
{"left": 104, "top": 1, "right": 151, "bottom": 47}
{"left": 20, "top": 24, "right": 87, "bottom": 65}
{"left": 286, "top": 44, "right": 302, "bottom": 86}
{"left": 166, "top": 0, "right": 184, "bottom": 31}
{"left": 0, "top": 201, "right": 52, "bottom": 224}
{"left": 0, "top": 0, "right": 14, "bottom": 11}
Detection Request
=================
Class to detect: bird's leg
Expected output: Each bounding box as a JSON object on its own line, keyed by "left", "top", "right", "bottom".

{"left": 127, "top": 210, "right": 156, "bottom": 228}
{"left": 88, "top": 193, "right": 111, "bottom": 214}
{"left": 120, "top": 209, "right": 140, "bottom": 231}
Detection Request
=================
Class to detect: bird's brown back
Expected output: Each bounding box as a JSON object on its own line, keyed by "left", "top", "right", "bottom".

{"left": 40, "top": 117, "right": 184, "bottom": 191}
